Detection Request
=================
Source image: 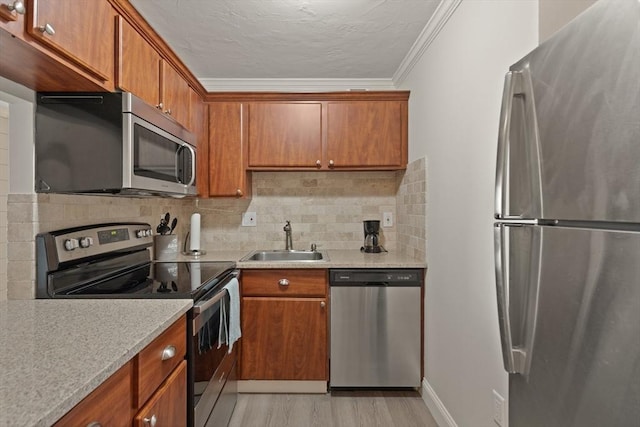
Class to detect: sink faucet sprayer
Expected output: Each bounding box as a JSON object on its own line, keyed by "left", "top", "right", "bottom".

{"left": 284, "top": 220, "right": 293, "bottom": 250}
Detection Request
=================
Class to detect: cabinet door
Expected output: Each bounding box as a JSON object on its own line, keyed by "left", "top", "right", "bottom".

{"left": 247, "top": 102, "right": 322, "bottom": 168}
{"left": 327, "top": 101, "right": 406, "bottom": 168}
{"left": 241, "top": 297, "right": 327, "bottom": 380}
{"left": 161, "top": 60, "right": 191, "bottom": 127}
{"left": 27, "top": 0, "right": 115, "bottom": 83}
{"left": 54, "top": 361, "right": 133, "bottom": 427}
{"left": 116, "top": 17, "right": 161, "bottom": 108}
{"left": 134, "top": 360, "right": 187, "bottom": 427}
{"left": 209, "top": 102, "right": 251, "bottom": 197}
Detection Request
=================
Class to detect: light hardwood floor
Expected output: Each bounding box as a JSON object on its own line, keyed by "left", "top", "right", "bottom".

{"left": 228, "top": 391, "right": 439, "bottom": 427}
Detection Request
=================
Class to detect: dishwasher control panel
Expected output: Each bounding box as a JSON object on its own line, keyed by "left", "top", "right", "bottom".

{"left": 329, "top": 269, "right": 422, "bottom": 286}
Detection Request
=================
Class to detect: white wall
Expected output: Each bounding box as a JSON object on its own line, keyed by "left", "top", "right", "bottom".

{"left": 539, "top": 0, "right": 596, "bottom": 42}
{"left": 399, "top": 1, "right": 538, "bottom": 426}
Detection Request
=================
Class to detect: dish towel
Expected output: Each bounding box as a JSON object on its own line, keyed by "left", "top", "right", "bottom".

{"left": 224, "top": 277, "right": 241, "bottom": 353}
{"left": 217, "top": 296, "right": 228, "bottom": 350}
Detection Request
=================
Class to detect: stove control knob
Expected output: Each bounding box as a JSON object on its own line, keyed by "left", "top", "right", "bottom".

{"left": 79, "top": 236, "right": 93, "bottom": 248}
{"left": 136, "top": 229, "right": 146, "bottom": 238}
{"left": 63, "top": 238, "right": 79, "bottom": 251}
{"left": 146, "top": 229, "right": 153, "bottom": 237}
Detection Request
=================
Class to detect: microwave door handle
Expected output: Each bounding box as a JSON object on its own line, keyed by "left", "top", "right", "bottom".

{"left": 175, "top": 144, "right": 196, "bottom": 186}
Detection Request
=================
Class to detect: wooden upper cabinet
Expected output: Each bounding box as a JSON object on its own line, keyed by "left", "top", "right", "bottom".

{"left": 208, "top": 102, "right": 251, "bottom": 197}
{"left": 116, "top": 16, "right": 161, "bottom": 108}
{"left": 327, "top": 101, "right": 407, "bottom": 169}
{"left": 27, "top": 0, "right": 115, "bottom": 84}
{"left": 247, "top": 102, "right": 323, "bottom": 168}
{"left": 161, "top": 60, "right": 191, "bottom": 128}
{"left": 190, "top": 89, "right": 209, "bottom": 196}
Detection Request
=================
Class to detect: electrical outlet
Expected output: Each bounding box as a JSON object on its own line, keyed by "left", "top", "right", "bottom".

{"left": 382, "top": 212, "right": 393, "bottom": 227}
{"left": 493, "top": 390, "right": 505, "bottom": 426}
{"left": 242, "top": 212, "right": 257, "bottom": 227}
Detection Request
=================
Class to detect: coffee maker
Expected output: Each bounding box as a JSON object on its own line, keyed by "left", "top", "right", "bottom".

{"left": 362, "top": 220, "right": 384, "bottom": 253}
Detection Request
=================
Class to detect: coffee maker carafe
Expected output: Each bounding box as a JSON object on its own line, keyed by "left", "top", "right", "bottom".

{"left": 362, "top": 220, "right": 384, "bottom": 253}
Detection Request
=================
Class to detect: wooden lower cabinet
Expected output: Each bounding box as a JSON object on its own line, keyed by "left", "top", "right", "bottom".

{"left": 53, "top": 361, "right": 134, "bottom": 427}
{"left": 241, "top": 297, "right": 327, "bottom": 380}
{"left": 134, "top": 360, "right": 187, "bottom": 427}
{"left": 240, "top": 269, "right": 328, "bottom": 381}
{"left": 54, "top": 315, "right": 187, "bottom": 426}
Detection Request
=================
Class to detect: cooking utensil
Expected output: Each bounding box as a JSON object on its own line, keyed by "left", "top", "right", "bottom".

{"left": 170, "top": 218, "right": 178, "bottom": 234}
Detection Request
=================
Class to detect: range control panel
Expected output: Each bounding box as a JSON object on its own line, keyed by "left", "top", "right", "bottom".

{"left": 40, "top": 223, "right": 153, "bottom": 265}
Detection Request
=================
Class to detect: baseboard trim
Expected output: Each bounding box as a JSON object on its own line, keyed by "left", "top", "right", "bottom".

{"left": 421, "top": 377, "right": 459, "bottom": 427}
{"left": 238, "top": 380, "right": 327, "bottom": 394}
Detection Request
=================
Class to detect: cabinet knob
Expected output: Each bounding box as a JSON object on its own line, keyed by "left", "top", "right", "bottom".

{"left": 5, "top": 1, "right": 25, "bottom": 14}
{"left": 86, "top": 423, "right": 102, "bottom": 427}
{"left": 164, "top": 108, "right": 172, "bottom": 115}
{"left": 38, "top": 23, "right": 55, "bottom": 36}
{"left": 320, "top": 301, "right": 325, "bottom": 308}
{"left": 161, "top": 345, "right": 176, "bottom": 361}
{"left": 315, "top": 160, "right": 321, "bottom": 168}
{"left": 156, "top": 102, "right": 163, "bottom": 110}
{"left": 143, "top": 415, "right": 157, "bottom": 427}
{"left": 235, "top": 188, "right": 243, "bottom": 197}
{"left": 278, "top": 278, "right": 290, "bottom": 287}
{"left": 328, "top": 160, "right": 335, "bottom": 168}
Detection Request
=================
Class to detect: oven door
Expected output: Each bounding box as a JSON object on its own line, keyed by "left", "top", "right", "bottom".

{"left": 191, "top": 272, "right": 238, "bottom": 427}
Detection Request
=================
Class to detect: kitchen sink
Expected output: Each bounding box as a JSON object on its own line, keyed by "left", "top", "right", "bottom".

{"left": 240, "top": 250, "right": 328, "bottom": 262}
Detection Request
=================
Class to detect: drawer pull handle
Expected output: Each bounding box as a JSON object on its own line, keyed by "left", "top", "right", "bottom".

{"left": 278, "top": 278, "right": 289, "bottom": 286}
{"left": 6, "top": 1, "right": 25, "bottom": 14}
{"left": 143, "top": 415, "right": 157, "bottom": 427}
{"left": 86, "top": 423, "right": 102, "bottom": 427}
{"left": 161, "top": 345, "right": 176, "bottom": 360}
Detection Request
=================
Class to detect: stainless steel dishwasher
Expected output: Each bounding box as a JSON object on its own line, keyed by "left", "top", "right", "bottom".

{"left": 329, "top": 269, "right": 422, "bottom": 388}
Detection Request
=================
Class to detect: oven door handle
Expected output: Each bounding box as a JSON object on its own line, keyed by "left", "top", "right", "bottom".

{"left": 193, "top": 288, "right": 227, "bottom": 315}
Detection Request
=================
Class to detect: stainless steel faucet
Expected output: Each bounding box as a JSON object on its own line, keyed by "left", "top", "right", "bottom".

{"left": 284, "top": 220, "right": 293, "bottom": 250}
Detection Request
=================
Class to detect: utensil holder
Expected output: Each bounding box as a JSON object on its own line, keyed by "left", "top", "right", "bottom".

{"left": 154, "top": 235, "right": 178, "bottom": 260}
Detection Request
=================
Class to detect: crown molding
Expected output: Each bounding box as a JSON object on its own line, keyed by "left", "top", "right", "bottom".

{"left": 199, "top": 78, "right": 396, "bottom": 93}
{"left": 392, "top": 0, "right": 463, "bottom": 86}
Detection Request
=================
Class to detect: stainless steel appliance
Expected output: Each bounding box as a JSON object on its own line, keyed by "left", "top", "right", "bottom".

{"left": 361, "top": 220, "right": 384, "bottom": 253}
{"left": 329, "top": 269, "right": 422, "bottom": 388}
{"left": 494, "top": 1, "right": 640, "bottom": 425}
{"left": 36, "top": 223, "right": 238, "bottom": 427}
{"left": 35, "top": 92, "right": 197, "bottom": 197}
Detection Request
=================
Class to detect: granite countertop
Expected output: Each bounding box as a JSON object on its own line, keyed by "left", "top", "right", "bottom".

{"left": 0, "top": 299, "right": 192, "bottom": 427}
{"left": 164, "top": 249, "right": 426, "bottom": 269}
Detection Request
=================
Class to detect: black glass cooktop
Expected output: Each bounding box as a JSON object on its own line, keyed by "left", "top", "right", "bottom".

{"left": 52, "top": 259, "right": 235, "bottom": 300}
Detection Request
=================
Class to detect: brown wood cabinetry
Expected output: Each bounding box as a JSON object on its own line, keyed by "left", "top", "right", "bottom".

{"left": 116, "top": 18, "right": 191, "bottom": 128}
{"left": 26, "top": 0, "right": 116, "bottom": 84}
{"left": 327, "top": 101, "right": 406, "bottom": 169}
{"left": 240, "top": 269, "right": 328, "bottom": 380}
{"left": 134, "top": 360, "right": 187, "bottom": 427}
{"left": 53, "top": 360, "right": 134, "bottom": 427}
{"left": 247, "top": 102, "right": 323, "bottom": 168}
{"left": 210, "top": 93, "right": 409, "bottom": 171}
{"left": 54, "top": 315, "right": 187, "bottom": 426}
{"left": 208, "top": 102, "right": 251, "bottom": 197}
{"left": 116, "top": 16, "right": 161, "bottom": 108}
{"left": 161, "top": 60, "right": 191, "bottom": 127}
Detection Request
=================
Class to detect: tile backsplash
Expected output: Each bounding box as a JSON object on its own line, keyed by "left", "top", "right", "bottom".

{"left": 6, "top": 159, "right": 427, "bottom": 299}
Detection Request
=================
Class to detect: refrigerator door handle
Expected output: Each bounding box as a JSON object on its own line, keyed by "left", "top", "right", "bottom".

{"left": 494, "top": 223, "right": 526, "bottom": 374}
{"left": 495, "top": 71, "right": 521, "bottom": 220}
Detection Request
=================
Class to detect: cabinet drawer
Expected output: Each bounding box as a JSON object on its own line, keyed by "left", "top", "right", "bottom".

{"left": 54, "top": 360, "right": 133, "bottom": 427}
{"left": 242, "top": 269, "right": 326, "bottom": 297}
{"left": 136, "top": 315, "right": 187, "bottom": 406}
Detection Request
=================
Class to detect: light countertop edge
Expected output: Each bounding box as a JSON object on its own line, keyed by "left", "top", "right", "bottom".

{"left": 162, "top": 249, "right": 427, "bottom": 269}
{"left": 0, "top": 299, "right": 192, "bottom": 427}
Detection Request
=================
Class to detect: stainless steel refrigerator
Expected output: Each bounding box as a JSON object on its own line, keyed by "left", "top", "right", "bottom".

{"left": 494, "top": 1, "right": 640, "bottom": 426}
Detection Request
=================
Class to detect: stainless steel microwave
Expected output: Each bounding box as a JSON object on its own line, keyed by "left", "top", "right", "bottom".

{"left": 35, "top": 92, "right": 197, "bottom": 197}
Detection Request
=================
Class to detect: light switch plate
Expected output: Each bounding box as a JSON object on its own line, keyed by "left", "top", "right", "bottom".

{"left": 242, "top": 212, "right": 257, "bottom": 227}
{"left": 382, "top": 212, "right": 393, "bottom": 227}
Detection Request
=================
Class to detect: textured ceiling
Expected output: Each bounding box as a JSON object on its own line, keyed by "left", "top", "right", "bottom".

{"left": 128, "top": 0, "right": 442, "bottom": 82}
